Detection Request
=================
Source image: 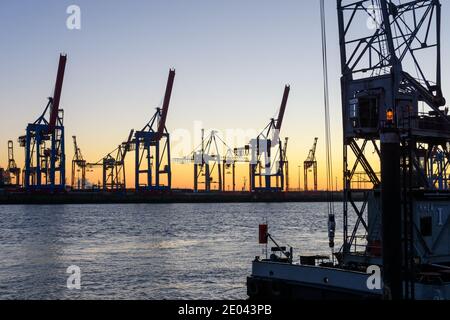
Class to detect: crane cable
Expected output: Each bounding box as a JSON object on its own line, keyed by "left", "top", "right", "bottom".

{"left": 320, "top": 0, "right": 336, "bottom": 256}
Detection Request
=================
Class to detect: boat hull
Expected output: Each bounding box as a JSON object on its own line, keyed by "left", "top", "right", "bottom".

{"left": 247, "top": 276, "right": 380, "bottom": 300}
{"left": 247, "top": 261, "right": 381, "bottom": 300}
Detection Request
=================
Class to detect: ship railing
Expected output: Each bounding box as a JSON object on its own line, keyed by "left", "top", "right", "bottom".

{"left": 347, "top": 235, "right": 368, "bottom": 254}
{"left": 398, "top": 111, "right": 450, "bottom": 136}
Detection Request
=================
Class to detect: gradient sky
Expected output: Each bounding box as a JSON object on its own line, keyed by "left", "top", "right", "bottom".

{"left": 1, "top": 0, "right": 450, "bottom": 189}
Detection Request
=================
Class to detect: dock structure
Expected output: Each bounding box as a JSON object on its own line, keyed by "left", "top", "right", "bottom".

{"left": 0, "top": 190, "right": 348, "bottom": 205}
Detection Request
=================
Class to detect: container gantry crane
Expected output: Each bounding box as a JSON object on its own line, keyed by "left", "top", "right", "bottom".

{"left": 249, "top": 85, "right": 290, "bottom": 192}
{"left": 176, "top": 129, "right": 236, "bottom": 192}
{"left": 304, "top": 137, "right": 318, "bottom": 191}
{"left": 7, "top": 140, "right": 20, "bottom": 186}
{"left": 18, "top": 54, "right": 67, "bottom": 191}
{"left": 71, "top": 136, "right": 86, "bottom": 190}
{"left": 87, "top": 130, "right": 134, "bottom": 191}
{"left": 282, "top": 137, "right": 289, "bottom": 192}
{"left": 135, "top": 69, "right": 175, "bottom": 191}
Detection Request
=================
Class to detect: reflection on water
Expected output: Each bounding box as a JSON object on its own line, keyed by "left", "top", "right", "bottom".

{"left": 0, "top": 202, "right": 353, "bottom": 299}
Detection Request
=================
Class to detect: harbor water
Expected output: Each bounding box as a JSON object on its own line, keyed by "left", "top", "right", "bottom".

{"left": 0, "top": 203, "right": 348, "bottom": 299}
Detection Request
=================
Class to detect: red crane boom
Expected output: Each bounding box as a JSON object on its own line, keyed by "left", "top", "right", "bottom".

{"left": 275, "top": 85, "right": 290, "bottom": 131}
{"left": 48, "top": 54, "right": 67, "bottom": 132}
{"left": 155, "top": 69, "right": 176, "bottom": 141}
